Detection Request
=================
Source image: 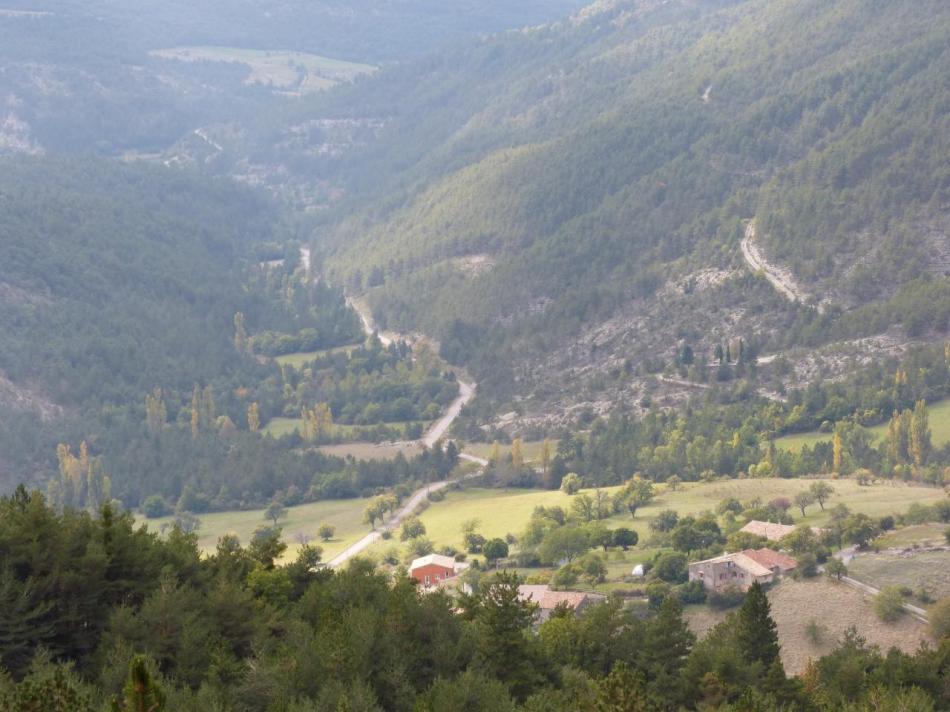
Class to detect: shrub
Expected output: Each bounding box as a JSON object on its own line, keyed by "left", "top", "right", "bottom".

{"left": 930, "top": 598, "right": 950, "bottom": 639}
{"left": 676, "top": 580, "right": 706, "bottom": 605}
{"left": 560, "top": 473, "right": 582, "bottom": 495}
{"left": 653, "top": 552, "right": 688, "bottom": 584}
{"left": 805, "top": 618, "right": 827, "bottom": 645}
{"left": 795, "top": 553, "right": 818, "bottom": 578}
{"left": 708, "top": 586, "right": 745, "bottom": 610}
{"left": 141, "top": 495, "right": 170, "bottom": 518}
{"left": 904, "top": 503, "right": 935, "bottom": 525}
{"left": 649, "top": 509, "right": 679, "bottom": 533}
{"left": 645, "top": 581, "right": 672, "bottom": 609}
{"left": 874, "top": 586, "right": 905, "bottom": 622}
{"left": 551, "top": 563, "right": 580, "bottom": 588}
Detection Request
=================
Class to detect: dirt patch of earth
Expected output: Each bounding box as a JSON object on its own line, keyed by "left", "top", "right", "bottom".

{"left": 685, "top": 577, "right": 932, "bottom": 675}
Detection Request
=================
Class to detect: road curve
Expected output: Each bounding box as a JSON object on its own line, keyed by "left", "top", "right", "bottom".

{"left": 345, "top": 294, "right": 477, "bottom": 448}
{"left": 322, "top": 294, "right": 485, "bottom": 568}
{"left": 740, "top": 220, "right": 822, "bottom": 312}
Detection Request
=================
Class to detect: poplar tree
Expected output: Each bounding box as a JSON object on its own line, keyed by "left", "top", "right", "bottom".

{"left": 247, "top": 402, "right": 260, "bottom": 432}
{"left": 511, "top": 438, "right": 524, "bottom": 471}
{"left": 909, "top": 400, "right": 931, "bottom": 467}
{"left": 144, "top": 389, "right": 166, "bottom": 435}
{"left": 489, "top": 440, "right": 501, "bottom": 464}
{"left": 832, "top": 430, "right": 843, "bottom": 474}
{"left": 233, "top": 311, "right": 249, "bottom": 355}
{"left": 190, "top": 387, "right": 201, "bottom": 439}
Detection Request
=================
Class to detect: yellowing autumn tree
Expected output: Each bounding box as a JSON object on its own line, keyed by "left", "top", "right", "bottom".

{"left": 247, "top": 402, "right": 260, "bottom": 432}
{"left": 234, "top": 311, "right": 250, "bottom": 355}
{"left": 511, "top": 438, "right": 524, "bottom": 471}
{"left": 144, "top": 388, "right": 167, "bottom": 435}
{"left": 832, "top": 430, "right": 843, "bottom": 475}
{"left": 909, "top": 400, "right": 932, "bottom": 467}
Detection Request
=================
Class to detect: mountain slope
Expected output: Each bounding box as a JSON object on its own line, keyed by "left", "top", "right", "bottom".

{"left": 315, "top": 0, "right": 949, "bottom": 428}
{"left": 0, "top": 156, "right": 348, "bottom": 485}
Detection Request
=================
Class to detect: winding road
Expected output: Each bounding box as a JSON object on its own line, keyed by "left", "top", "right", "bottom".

{"left": 741, "top": 219, "right": 824, "bottom": 313}
{"left": 316, "top": 270, "right": 485, "bottom": 567}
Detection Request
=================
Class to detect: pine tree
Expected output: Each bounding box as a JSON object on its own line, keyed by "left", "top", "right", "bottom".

{"left": 735, "top": 581, "right": 779, "bottom": 667}
{"left": 113, "top": 655, "right": 164, "bottom": 712}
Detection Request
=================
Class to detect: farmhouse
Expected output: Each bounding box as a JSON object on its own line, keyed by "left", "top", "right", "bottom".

{"left": 741, "top": 547, "right": 798, "bottom": 576}
{"left": 409, "top": 553, "right": 469, "bottom": 588}
{"left": 517, "top": 585, "right": 606, "bottom": 622}
{"left": 689, "top": 547, "right": 797, "bottom": 592}
{"left": 739, "top": 520, "right": 797, "bottom": 541}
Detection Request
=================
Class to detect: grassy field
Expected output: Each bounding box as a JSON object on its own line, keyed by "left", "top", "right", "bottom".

{"left": 877, "top": 523, "right": 949, "bottom": 548}
{"left": 404, "top": 478, "right": 947, "bottom": 560}
{"left": 261, "top": 417, "right": 428, "bottom": 441}
{"left": 848, "top": 550, "right": 950, "bottom": 600}
{"left": 151, "top": 46, "right": 375, "bottom": 94}
{"left": 143, "top": 497, "right": 371, "bottom": 563}
{"left": 463, "top": 440, "right": 556, "bottom": 463}
{"left": 317, "top": 441, "right": 423, "bottom": 460}
{"left": 274, "top": 343, "right": 360, "bottom": 369}
{"left": 684, "top": 578, "right": 932, "bottom": 674}
{"left": 776, "top": 398, "right": 950, "bottom": 452}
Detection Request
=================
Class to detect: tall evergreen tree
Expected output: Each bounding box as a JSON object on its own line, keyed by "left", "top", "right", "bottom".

{"left": 734, "top": 582, "right": 779, "bottom": 668}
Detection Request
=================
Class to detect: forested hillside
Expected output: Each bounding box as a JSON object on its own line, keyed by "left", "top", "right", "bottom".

{"left": 0, "top": 156, "right": 360, "bottom": 489}
{"left": 312, "top": 0, "right": 950, "bottom": 429}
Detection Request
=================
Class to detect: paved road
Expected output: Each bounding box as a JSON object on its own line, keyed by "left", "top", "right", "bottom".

{"left": 323, "top": 295, "right": 487, "bottom": 568}
{"left": 326, "top": 467, "right": 485, "bottom": 567}
{"left": 827, "top": 546, "right": 929, "bottom": 623}
{"left": 424, "top": 380, "right": 476, "bottom": 447}
{"left": 346, "top": 294, "right": 478, "bottom": 449}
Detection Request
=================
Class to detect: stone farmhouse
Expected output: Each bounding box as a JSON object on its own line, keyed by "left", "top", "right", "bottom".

{"left": 689, "top": 548, "right": 797, "bottom": 592}
{"left": 517, "top": 585, "right": 606, "bottom": 622}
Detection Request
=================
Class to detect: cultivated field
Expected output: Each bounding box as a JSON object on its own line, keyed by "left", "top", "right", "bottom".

{"left": 463, "top": 440, "right": 556, "bottom": 463}
{"left": 262, "top": 416, "right": 429, "bottom": 442}
{"left": 409, "top": 478, "right": 947, "bottom": 555}
{"left": 685, "top": 578, "right": 933, "bottom": 675}
{"left": 317, "top": 441, "right": 423, "bottom": 460}
{"left": 776, "top": 397, "right": 950, "bottom": 452}
{"left": 151, "top": 46, "right": 375, "bottom": 94}
{"left": 274, "top": 343, "right": 360, "bottom": 369}
{"left": 143, "top": 497, "right": 371, "bottom": 563}
{"left": 877, "top": 522, "right": 949, "bottom": 547}
{"left": 849, "top": 549, "right": 950, "bottom": 601}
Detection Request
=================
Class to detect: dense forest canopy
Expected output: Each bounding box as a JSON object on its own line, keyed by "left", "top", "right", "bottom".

{"left": 303, "top": 0, "right": 949, "bottom": 421}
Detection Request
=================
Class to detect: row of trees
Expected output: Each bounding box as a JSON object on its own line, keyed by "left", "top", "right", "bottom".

{"left": 2, "top": 489, "right": 948, "bottom": 710}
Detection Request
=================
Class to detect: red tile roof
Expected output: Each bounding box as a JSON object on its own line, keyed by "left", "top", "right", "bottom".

{"left": 742, "top": 548, "right": 798, "bottom": 571}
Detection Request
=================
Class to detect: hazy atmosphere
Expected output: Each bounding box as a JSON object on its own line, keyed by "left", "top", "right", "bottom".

{"left": 1, "top": 1, "right": 949, "bottom": 709}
